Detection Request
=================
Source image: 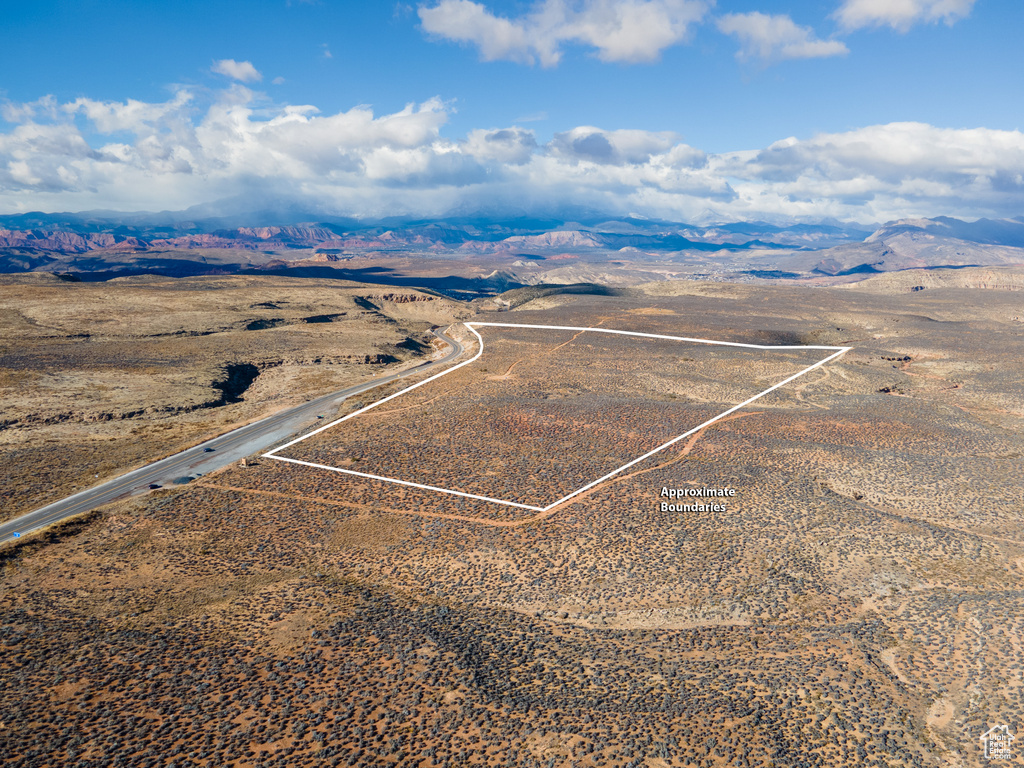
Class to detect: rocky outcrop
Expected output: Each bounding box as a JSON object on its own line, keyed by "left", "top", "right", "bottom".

{"left": 234, "top": 226, "right": 337, "bottom": 242}
{"left": 148, "top": 234, "right": 259, "bottom": 250}
{"left": 302, "top": 313, "right": 346, "bottom": 323}
{"left": 0, "top": 229, "right": 147, "bottom": 253}
{"left": 370, "top": 293, "right": 436, "bottom": 303}
{"left": 211, "top": 363, "right": 260, "bottom": 404}
{"left": 243, "top": 318, "right": 285, "bottom": 331}
{"left": 497, "top": 230, "right": 605, "bottom": 250}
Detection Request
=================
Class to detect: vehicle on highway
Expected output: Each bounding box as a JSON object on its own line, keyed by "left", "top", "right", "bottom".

{"left": 0, "top": 326, "right": 464, "bottom": 545}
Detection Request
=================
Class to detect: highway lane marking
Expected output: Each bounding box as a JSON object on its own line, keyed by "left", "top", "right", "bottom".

{"left": 1, "top": 331, "right": 467, "bottom": 543}
{"left": 265, "top": 323, "right": 851, "bottom": 512}
{"left": 265, "top": 332, "right": 472, "bottom": 457}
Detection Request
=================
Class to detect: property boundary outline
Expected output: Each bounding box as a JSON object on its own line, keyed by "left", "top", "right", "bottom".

{"left": 263, "top": 323, "right": 851, "bottom": 513}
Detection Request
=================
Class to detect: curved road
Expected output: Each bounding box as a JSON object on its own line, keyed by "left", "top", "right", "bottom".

{"left": 0, "top": 328, "right": 465, "bottom": 546}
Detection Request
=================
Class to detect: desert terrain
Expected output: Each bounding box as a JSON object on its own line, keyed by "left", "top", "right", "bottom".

{"left": 1, "top": 271, "right": 1023, "bottom": 767}
{"left": 5, "top": 214, "right": 1024, "bottom": 294}
{"left": 0, "top": 273, "right": 469, "bottom": 523}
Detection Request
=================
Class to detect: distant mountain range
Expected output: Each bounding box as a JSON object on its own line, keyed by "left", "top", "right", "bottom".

{"left": 0, "top": 209, "right": 872, "bottom": 253}
{"left": 780, "top": 216, "right": 1024, "bottom": 276}
{"left": 2, "top": 209, "right": 1024, "bottom": 285}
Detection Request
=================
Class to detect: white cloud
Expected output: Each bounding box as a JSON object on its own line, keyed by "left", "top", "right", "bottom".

{"left": 717, "top": 12, "right": 849, "bottom": 63}
{"left": 1, "top": 95, "right": 58, "bottom": 124}
{"left": 0, "top": 122, "right": 101, "bottom": 193}
{"left": 718, "top": 122, "right": 1024, "bottom": 221}
{"left": 2, "top": 88, "right": 1024, "bottom": 223}
{"left": 211, "top": 59, "right": 263, "bottom": 82}
{"left": 420, "top": 0, "right": 535, "bottom": 62}
{"left": 549, "top": 126, "right": 683, "bottom": 165}
{"left": 418, "top": 0, "right": 711, "bottom": 66}
{"left": 514, "top": 111, "right": 548, "bottom": 123}
{"left": 62, "top": 90, "right": 194, "bottom": 135}
{"left": 464, "top": 127, "right": 538, "bottom": 164}
{"left": 835, "top": 0, "right": 977, "bottom": 32}
{"left": 562, "top": 0, "right": 711, "bottom": 63}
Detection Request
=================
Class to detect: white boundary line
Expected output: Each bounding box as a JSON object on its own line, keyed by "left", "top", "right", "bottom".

{"left": 264, "top": 323, "right": 851, "bottom": 513}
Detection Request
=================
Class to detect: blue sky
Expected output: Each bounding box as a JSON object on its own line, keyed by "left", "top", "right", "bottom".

{"left": 1, "top": 0, "right": 1022, "bottom": 223}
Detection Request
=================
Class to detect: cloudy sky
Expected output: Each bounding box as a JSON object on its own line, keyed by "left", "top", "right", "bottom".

{"left": 1, "top": 0, "right": 1021, "bottom": 223}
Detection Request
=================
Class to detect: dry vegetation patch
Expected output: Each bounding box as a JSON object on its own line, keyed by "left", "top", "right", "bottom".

{"left": 275, "top": 325, "right": 830, "bottom": 513}
{"left": 1, "top": 281, "right": 1023, "bottom": 766}
{"left": 0, "top": 274, "right": 468, "bottom": 522}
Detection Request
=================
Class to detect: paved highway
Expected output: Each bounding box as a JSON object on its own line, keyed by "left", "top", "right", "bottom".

{"left": 0, "top": 328, "right": 465, "bottom": 545}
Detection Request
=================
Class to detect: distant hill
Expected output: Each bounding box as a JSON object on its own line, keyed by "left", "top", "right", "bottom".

{"left": 840, "top": 264, "right": 1024, "bottom": 293}
{"left": 866, "top": 216, "right": 1024, "bottom": 247}
{"left": 3, "top": 209, "right": 1024, "bottom": 286}
{"left": 0, "top": 209, "right": 871, "bottom": 258}
{"left": 780, "top": 217, "right": 1024, "bottom": 276}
